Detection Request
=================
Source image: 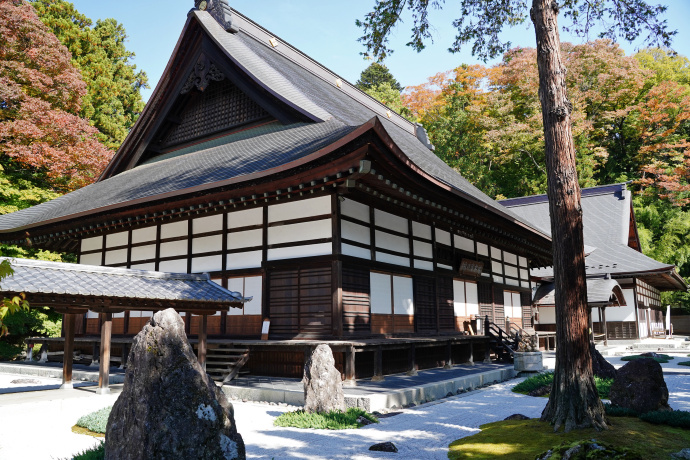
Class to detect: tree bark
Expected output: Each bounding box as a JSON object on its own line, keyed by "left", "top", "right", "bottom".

{"left": 531, "top": 0, "right": 607, "bottom": 432}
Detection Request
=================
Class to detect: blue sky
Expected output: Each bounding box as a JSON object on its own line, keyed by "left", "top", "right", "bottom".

{"left": 67, "top": 1, "right": 690, "bottom": 101}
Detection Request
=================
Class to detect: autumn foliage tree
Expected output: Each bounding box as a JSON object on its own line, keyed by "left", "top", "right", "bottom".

{"left": 0, "top": 0, "right": 113, "bottom": 192}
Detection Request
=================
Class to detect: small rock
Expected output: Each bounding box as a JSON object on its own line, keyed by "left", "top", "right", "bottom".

{"left": 369, "top": 442, "right": 398, "bottom": 453}
{"left": 446, "top": 392, "right": 454, "bottom": 398}
{"left": 242, "top": 399, "right": 247, "bottom": 403}
{"left": 504, "top": 414, "right": 530, "bottom": 421}
{"left": 356, "top": 416, "right": 374, "bottom": 426}
{"left": 671, "top": 448, "right": 690, "bottom": 459}
{"left": 528, "top": 385, "right": 551, "bottom": 397}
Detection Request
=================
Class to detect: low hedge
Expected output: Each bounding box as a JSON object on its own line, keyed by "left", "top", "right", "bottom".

{"left": 513, "top": 372, "right": 613, "bottom": 398}
{"left": 75, "top": 406, "right": 112, "bottom": 434}
{"left": 274, "top": 408, "right": 378, "bottom": 429}
{"left": 620, "top": 354, "right": 673, "bottom": 363}
{"left": 605, "top": 403, "right": 690, "bottom": 429}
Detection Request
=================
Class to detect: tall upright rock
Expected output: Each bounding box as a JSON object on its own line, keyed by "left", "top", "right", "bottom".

{"left": 105, "top": 308, "right": 245, "bottom": 460}
{"left": 303, "top": 344, "right": 345, "bottom": 413}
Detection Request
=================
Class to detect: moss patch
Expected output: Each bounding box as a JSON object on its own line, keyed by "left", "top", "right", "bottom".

{"left": 448, "top": 417, "right": 690, "bottom": 460}
{"left": 273, "top": 408, "right": 378, "bottom": 429}
{"left": 71, "top": 425, "right": 105, "bottom": 438}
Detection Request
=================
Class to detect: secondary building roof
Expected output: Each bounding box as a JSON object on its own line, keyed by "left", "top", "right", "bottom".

{"left": 533, "top": 278, "right": 626, "bottom": 308}
{"left": 0, "top": 257, "right": 248, "bottom": 312}
{"left": 500, "top": 183, "right": 687, "bottom": 291}
{"left": 0, "top": 2, "right": 550, "bottom": 260}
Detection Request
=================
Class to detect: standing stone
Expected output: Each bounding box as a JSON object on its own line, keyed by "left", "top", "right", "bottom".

{"left": 609, "top": 358, "right": 672, "bottom": 414}
{"left": 105, "top": 308, "right": 245, "bottom": 460}
{"left": 303, "top": 344, "right": 345, "bottom": 413}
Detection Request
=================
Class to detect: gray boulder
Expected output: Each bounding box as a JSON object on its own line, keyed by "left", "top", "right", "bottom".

{"left": 590, "top": 343, "right": 616, "bottom": 380}
{"left": 105, "top": 308, "right": 245, "bottom": 460}
{"left": 303, "top": 344, "right": 345, "bottom": 413}
{"left": 609, "top": 357, "right": 672, "bottom": 414}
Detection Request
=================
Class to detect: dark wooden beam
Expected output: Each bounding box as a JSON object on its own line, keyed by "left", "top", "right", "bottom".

{"left": 372, "top": 345, "right": 384, "bottom": 381}
{"left": 97, "top": 312, "right": 113, "bottom": 395}
{"left": 199, "top": 314, "right": 208, "bottom": 371}
{"left": 344, "top": 344, "right": 356, "bottom": 385}
{"left": 61, "top": 313, "right": 75, "bottom": 389}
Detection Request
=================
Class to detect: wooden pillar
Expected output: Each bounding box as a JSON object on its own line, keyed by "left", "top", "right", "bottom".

{"left": 602, "top": 307, "right": 608, "bottom": 346}
{"left": 90, "top": 340, "right": 100, "bottom": 368}
{"left": 406, "top": 344, "right": 417, "bottom": 376}
{"left": 61, "top": 313, "right": 75, "bottom": 389}
{"left": 198, "top": 314, "right": 208, "bottom": 371}
{"left": 344, "top": 345, "right": 356, "bottom": 386}
{"left": 588, "top": 308, "right": 594, "bottom": 345}
{"left": 120, "top": 342, "right": 129, "bottom": 369}
{"left": 97, "top": 312, "right": 112, "bottom": 395}
{"left": 444, "top": 341, "right": 453, "bottom": 369}
{"left": 372, "top": 346, "right": 384, "bottom": 381}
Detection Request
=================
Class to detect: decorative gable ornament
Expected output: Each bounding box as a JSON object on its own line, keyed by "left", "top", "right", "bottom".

{"left": 195, "top": 0, "right": 239, "bottom": 33}
{"left": 180, "top": 53, "right": 225, "bottom": 94}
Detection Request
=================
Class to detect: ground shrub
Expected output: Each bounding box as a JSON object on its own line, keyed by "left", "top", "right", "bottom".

{"left": 678, "top": 361, "right": 690, "bottom": 366}
{"left": 71, "top": 442, "right": 105, "bottom": 460}
{"left": 604, "top": 403, "right": 638, "bottom": 417}
{"left": 639, "top": 410, "right": 690, "bottom": 429}
{"left": 620, "top": 354, "right": 673, "bottom": 363}
{"left": 513, "top": 372, "right": 612, "bottom": 398}
{"left": 75, "top": 406, "right": 112, "bottom": 434}
{"left": 273, "top": 408, "right": 378, "bottom": 429}
{"left": 448, "top": 417, "right": 690, "bottom": 459}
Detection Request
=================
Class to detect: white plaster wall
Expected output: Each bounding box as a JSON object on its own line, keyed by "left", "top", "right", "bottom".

{"left": 375, "top": 230, "right": 409, "bottom": 254}
{"left": 105, "top": 249, "right": 127, "bottom": 265}
{"left": 490, "top": 246, "right": 502, "bottom": 260}
{"left": 453, "top": 280, "right": 466, "bottom": 316}
{"left": 341, "top": 220, "right": 370, "bottom": 245}
{"left": 132, "top": 226, "right": 156, "bottom": 244}
{"left": 519, "top": 256, "right": 528, "bottom": 267}
{"left": 520, "top": 268, "right": 529, "bottom": 280}
{"left": 504, "top": 265, "right": 518, "bottom": 278}
{"left": 606, "top": 288, "right": 637, "bottom": 321}
{"left": 227, "top": 229, "right": 262, "bottom": 250}
{"left": 376, "top": 252, "right": 409, "bottom": 267}
{"left": 192, "top": 234, "right": 222, "bottom": 254}
{"left": 268, "top": 219, "right": 331, "bottom": 245}
{"left": 268, "top": 196, "right": 330, "bottom": 223}
{"left": 437, "top": 264, "right": 453, "bottom": 270}
{"left": 504, "top": 252, "right": 517, "bottom": 265}
{"left": 193, "top": 214, "right": 223, "bottom": 234}
{"left": 130, "top": 244, "right": 155, "bottom": 262}
{"left": 393, "top": 276, "right": 414, "bottom": 315}
{"left": 413, "top": 240, "right": 432, "bottom": 259}
{"left": 268, "top": 243, "right": 331, "bottom": 261}
{"left": 375, "top": 209, "right": 408, "bottom": 233}
{"left": 466, "top": 282, "right": 479, "bottom": 316}
{"left": 226, "top": 251, "right": 262, "bottom": 269}
{"left": 476, "top": 242, "right": 489, "bottom": 256}
{"left": 506, "top": 278, "right": 520, "bottom": 287}
{"left": 228, "top": 207, "right": 263, "bottom": 228}
{"left": 342, "top": 244, "right": 371, "bottom": 260}
{"left": 227, "top": 278, "right": 244, "bottom": 316}
{"left": 491, "top": 260, "right": 502, "bottom": 274}
{"left": 244, "top": 276, "right": 262, "bottom": 315}
{"left": 412, "top": 221, "right": 431, "bottom": 239}
{"left": 539, "top": 305, "right": 556, "bottom": 324}
{"left": 160, "top": 240, "right": 188, "bottom": 258}
{"left": 81, "top": 236, "right": 103, "bottom": 252}
{"left": 512, "top": 292, "right": 521, "bottom": 318}
{"left": 161, "top": 221, "right": 188, "bottom": 239}
{"left": 80, "top": 253, "right": 101, "bottom": 266}
{"left": 191, "top": 255, "right": 222, "bottom": 273}
{"left": 435, "top": 228, "right": 451, "bottom": 246}
{"left": 341, "top": 198, "right": 369, "bottom": 223}
{"left": 106, "top": 231, "right": 128, "bottom": 248}
{"left": 370, "top": 272, "right": 392, "bottom": 314}
{"left": 158, "top": 259, "right": 187, "bottom": 273}
{"left": 414, "top": 260, "right": 433, "bottom": 271}
{"left": 454, "top": 235, "right": 474, "bottom": 253}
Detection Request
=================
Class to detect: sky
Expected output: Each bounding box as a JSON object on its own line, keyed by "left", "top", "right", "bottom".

{"left": 67, "top": 0, "right": 690, "bottom": 102}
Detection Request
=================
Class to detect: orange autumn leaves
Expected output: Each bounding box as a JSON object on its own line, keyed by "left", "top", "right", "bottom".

{"left": 0, "top": 0, "right": 112, "bottom": 192}
{"left": 402, "top": 40, "right": 690, "bottom": 204}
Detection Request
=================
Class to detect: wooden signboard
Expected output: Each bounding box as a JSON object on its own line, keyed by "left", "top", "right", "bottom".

{"left": 261, "top": 319, "right": 270, "bottom": 340}
{"left": 459, "top": 258, "right": 484, "bottom": 277}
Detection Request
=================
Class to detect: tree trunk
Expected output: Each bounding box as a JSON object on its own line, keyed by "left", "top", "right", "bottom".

{"left": 531, "top": 0, "right": 607, "bottom": 432}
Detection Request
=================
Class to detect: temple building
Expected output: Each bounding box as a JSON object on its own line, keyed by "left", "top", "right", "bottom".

{"left": 501, "top": 183, "right": 687, "bottom": 341}
{"left": 0, "top": 1, "right": 553, "bottom": 378}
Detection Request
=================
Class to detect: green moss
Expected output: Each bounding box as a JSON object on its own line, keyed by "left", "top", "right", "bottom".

{"left": 448, "top": 417, "right": 690, "bottom": 459}
{"left": 273, "top": 408, "right": 379, "bottom": 430}
{"left": 640, "top": 410, "right": 690, "bottom": 429}
{"left": 620, "top": 354, "right": 674, "bottom": 363}
{"left": 512, "top": 372, "right": 612, "bottom": 399}
{"left": 678, "top": 361, "right": 690, "bottom": 366}
{"left": 75, "top": 406, "right": 111, "bottom": 434}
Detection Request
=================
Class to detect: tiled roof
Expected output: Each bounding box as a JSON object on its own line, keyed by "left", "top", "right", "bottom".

{"left": 0, "top": 7, "right": 545, "bottom": 242}
{"left": 534, "top": 278, "right": 626, "bottom": 307}
{"left": 0, "top": 257, "right": 248, "bottom": 307}
{"left": 500, "top": 184, "right": 682, "bottom": 282}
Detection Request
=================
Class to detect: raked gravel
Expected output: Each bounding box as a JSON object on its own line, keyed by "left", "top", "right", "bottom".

{"left": 0, "top": 364, "right": 689, "bottom": 459}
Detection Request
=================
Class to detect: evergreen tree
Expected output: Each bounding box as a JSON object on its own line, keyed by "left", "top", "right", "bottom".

{"left": 356, "top": 62, "right": 403, "bottom": 92}
{"left": 31, "top": 0, "right": 149, "bottom": 150}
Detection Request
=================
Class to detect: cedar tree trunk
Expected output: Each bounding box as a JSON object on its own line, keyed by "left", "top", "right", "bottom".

{"left": 531, "top": 0, "right": 607, "bottom": 432}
